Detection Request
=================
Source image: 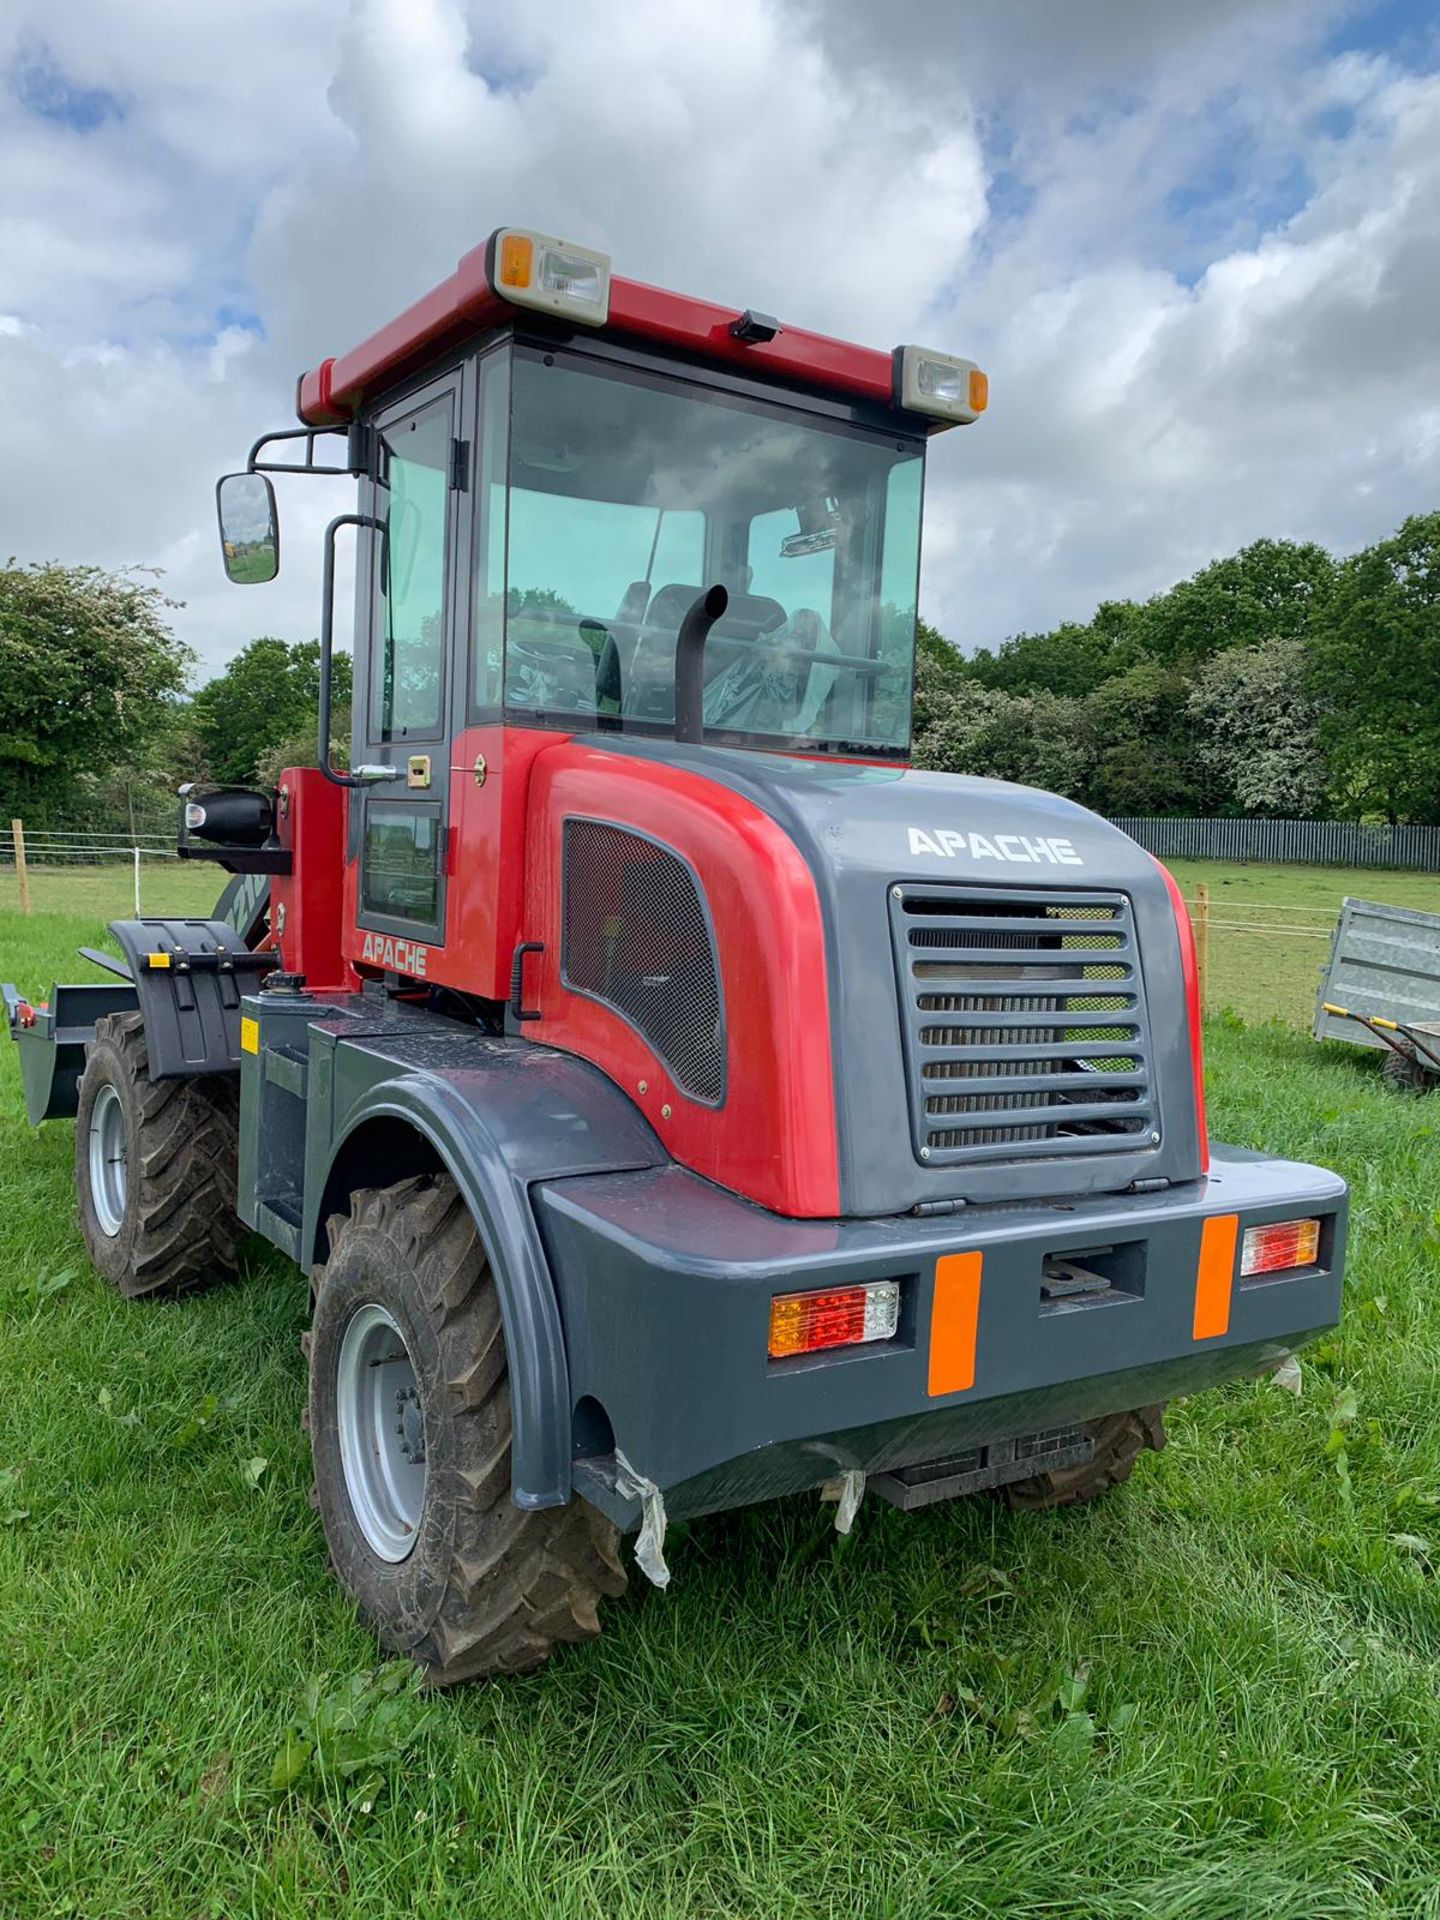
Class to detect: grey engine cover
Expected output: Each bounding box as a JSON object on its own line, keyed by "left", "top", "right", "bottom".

{"left": 593, "top": 742, "right": 1201, "bottom": 1216}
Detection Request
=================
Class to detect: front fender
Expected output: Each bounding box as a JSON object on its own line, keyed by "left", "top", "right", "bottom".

{"left": 304, "top": 1032, "right": 664, "bottom": 1510}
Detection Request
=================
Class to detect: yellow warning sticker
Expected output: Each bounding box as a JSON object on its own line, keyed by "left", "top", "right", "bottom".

{"left": 240, "top": 1016, "right": 260, "bottom": 1055}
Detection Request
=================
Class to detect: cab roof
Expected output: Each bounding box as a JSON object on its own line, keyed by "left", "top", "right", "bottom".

{"left": 295, "top": 234, "right": 902, "bottom": 428}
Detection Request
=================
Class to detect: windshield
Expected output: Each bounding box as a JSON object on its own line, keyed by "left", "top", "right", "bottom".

{"left": 479, "top": 349, "right": 924, "bottom": 753}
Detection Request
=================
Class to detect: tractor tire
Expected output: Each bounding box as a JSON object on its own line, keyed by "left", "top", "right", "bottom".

{"left": 75, "top": 1012, "right": 243, "bottom": 1298}
{"left": 1001, "top": 1404, "right": 1166, "bottom": 1511}
{"left": 307, "top": 1173, "right": 627, "bottom": 1685}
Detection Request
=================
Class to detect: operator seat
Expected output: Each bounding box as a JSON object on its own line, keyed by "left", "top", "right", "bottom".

{"left": 616, "top": 583, "right": 788, "bottom": 718}
{"left": 703, "top": 605, "right": 842, "bottom": 737}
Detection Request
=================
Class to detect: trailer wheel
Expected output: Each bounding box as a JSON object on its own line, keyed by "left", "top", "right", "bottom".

{"left": 1382, "top": 1046, "right": 1432, "bottom": 1094}
{"left": 1001, "top": 1404, "right": 1166, "bottom": 1511}
{"left": 74, "top": 1012, "right": 243, "bottom": 1297}
{"left": 308, "top": 1174, "right": 626, "bottom": 1685}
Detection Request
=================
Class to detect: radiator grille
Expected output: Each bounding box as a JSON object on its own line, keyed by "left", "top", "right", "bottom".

{"left": 562, "top": 819, "right": 724, "bottom": 1104}
{"left": 890, "top": 885, "right": 1156, "bottom": 1166}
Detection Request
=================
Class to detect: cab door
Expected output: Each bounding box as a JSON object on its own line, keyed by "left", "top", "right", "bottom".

{"left": 353, "top": 368, "right": 468, "bottom": 959}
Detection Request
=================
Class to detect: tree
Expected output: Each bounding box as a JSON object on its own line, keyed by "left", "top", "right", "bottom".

{"left": 1135, "top": 538, "right": 1335, "bottom": 668}
{"left": 0, "top": 561, "right": 194, "bottom": 824}
{"left": 963, "top": 601, "right": 1150, "bottom": 698}
{"left": 1187, "top": 637, "right": 1330, "bottom": 817}
{"left": 193, "top": 638, "right": 352, "bottom": 786}
{"left": 1079, "top": 660, "right": 1218, "bottom": 816}
{"left": 1309, "top": 512, "right": 1440, "bottom": 823}
{"left": 911, "top": 617, "right": 970, "bottom": 737}
{"left": 914, "top": 680, "right": 1092, "bottom": 800}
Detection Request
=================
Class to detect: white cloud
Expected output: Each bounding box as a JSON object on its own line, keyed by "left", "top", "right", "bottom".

{"left": 916, "top": 51, "right": 1440, "bottom": 644}
{"left": 0, "top": 0, "right": 1436, "bottom": 685}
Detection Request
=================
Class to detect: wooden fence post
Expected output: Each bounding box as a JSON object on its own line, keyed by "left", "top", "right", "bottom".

{"left": 11, "top": 819, "right": 30, "bottom": 914}
{"left": 1194, "top": 882, "right": 1210, "bottom": 1016}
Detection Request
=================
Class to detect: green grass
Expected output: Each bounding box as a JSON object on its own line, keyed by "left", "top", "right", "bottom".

{"left": 1165, "top": 859, "right": 1440, "bottom": 1031}
{"left": 0, "top": 861, "right": 222, "bottom": 927}
{"left": 5, "top": 872, "right": 1440, "bottom": 1916}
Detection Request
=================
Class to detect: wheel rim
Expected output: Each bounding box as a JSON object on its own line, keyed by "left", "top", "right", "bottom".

{"left": 335, "top": 1303, "right": 426, "bottom": 1562}
{"left": 88, "top": 1082, "right": 128, "bottom": 1237}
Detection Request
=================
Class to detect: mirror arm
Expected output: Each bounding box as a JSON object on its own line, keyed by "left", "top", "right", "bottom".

{"left": 319, "top": 513, "right": 401, "bottom": 790}
{"left": 247, "top": 424, "right": 373, "bottom": 479}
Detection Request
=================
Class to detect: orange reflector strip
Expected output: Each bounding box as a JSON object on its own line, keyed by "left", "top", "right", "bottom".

{"left": 928, "top": 1251, "right": 983, "bottom": 1396}
{"left": 499, "top": 233, "right": 534, "bottom": 288}
{"left": 1193, "top": 1213, "right": 1239, "bottom": 1340}
{"left": 968, "top": 368, "right": 989, "bottom": 413}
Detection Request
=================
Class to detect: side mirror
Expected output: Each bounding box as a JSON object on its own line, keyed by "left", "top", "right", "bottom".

{"left": 216, "top": 472, "right": 279, "bottom": 584}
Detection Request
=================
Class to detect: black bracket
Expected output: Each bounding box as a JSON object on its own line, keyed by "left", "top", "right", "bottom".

{"left": 509, "top": 943, "right": 545, "bottom": 1025}
{"left": 176, "top": 845, "right": 293, "bottom": 874}
{"left": 245, "top": 424, "right": 372, "bottom": 478}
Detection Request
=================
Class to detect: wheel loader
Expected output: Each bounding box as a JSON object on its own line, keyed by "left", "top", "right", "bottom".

{"left": 5, "top": 227, "right": 1348, "bottom": 1682}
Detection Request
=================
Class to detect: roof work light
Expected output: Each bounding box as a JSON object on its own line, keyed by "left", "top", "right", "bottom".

{"left": 489, "top": 227, "right": 612, "bottom": 326}
{"left": 894, "top": 345, "right": 989, "bottom": 424}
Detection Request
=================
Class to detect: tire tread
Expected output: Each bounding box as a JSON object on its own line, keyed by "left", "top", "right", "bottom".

{"left": 1001, "top": 1404, "right": 1166, "bottom": 1511}
{"left": 314, "top": 1174, "right": 626, "bottom": 1685}
{"left": 79, "top": 1012, "right": 242, "bottom": 1297}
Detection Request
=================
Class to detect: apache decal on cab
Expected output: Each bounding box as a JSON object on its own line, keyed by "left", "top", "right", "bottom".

{"left": 360, "top": 932, "right": 430, "bottom": 976}
{"left": 906, "top": 827, "right": 1084, "bottom": 867}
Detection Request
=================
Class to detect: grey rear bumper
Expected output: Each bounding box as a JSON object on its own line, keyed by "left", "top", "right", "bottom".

{"left": 536, "top": 1144, "right": 1346, "bottom": 1525}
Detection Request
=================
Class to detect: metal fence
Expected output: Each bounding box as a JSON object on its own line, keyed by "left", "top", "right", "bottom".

{"left": 1112, "top": 816, "right": 1440, "bottom": 872}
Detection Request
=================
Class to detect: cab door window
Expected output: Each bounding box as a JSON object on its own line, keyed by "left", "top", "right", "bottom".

{"left": 372, "top": 397, "right": 452, "bottom": 741}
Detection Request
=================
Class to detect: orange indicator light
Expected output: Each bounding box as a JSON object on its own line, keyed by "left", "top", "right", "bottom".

{"left": 499, "top": 233, "right": 535, "bottom": 288}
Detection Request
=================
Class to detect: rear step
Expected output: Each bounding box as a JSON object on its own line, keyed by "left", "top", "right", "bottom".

{"left": 870, "top": 1425, "right": 1093, "bottom": 1510}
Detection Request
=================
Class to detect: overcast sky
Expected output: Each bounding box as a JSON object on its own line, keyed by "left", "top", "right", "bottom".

{"left": 1, "top": 0, "right": 1436, "bottom": 681}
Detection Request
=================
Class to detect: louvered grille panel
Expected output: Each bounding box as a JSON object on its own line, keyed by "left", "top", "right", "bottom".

{"left": 890, "top": 886, "right": 1157, "bottom": 1166}
{"left": 563, "top": 819, "right": 724, "bottom": 1105}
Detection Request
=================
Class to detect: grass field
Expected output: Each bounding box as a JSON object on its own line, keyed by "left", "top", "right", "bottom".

{"left": 4, "top": 868, "right": 1440, "bottom": 1916}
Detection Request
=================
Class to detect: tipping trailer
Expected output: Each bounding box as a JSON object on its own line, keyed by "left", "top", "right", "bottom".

{"left": 4, "top": 229, "right": 1348, "bottom": 1682}
{"left": 1316, "top": 897, "right": 1440, "bottom": 1088}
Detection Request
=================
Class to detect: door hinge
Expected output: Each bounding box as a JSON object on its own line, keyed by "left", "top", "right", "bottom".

{"left": 451, "top": 438, "right": 470, "bottom": 491}
{"left": 346, "top": 420, "right": 379, "bottom": 479}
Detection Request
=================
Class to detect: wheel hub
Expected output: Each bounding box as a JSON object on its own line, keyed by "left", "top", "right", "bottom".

{"left": 88, "top": 1082, "right": 128, "bottom": 1238}
{"left": 395, "top": 1385, "right": 425, "bottom": 1464}
{"left": 335, "top": 1303, "right": 426, "bottom": 1562}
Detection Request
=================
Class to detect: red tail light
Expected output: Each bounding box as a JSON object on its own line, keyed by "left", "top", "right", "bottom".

{"left": 1241, "top": 1218, "right": 1321, "bottom": 1276}
{"left": 769, "top": 1281, "right": 900, "bottom": 1359}
{"left": 1153, "top": 856, "right": 1209, "bottom": 1175}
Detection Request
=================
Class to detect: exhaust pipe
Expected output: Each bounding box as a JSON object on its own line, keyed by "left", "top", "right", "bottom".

{"left": 673, "top": 584, "right": 729, "bottom": 746}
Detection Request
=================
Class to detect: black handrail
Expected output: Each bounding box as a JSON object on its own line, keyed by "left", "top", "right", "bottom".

{"left": 319, "top": 512, "right": 399, "bottom": 789}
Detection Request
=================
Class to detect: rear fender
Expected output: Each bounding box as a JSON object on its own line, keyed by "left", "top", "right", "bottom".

{"left": 107, "top": 918, "right": 271, "bottom": 1078}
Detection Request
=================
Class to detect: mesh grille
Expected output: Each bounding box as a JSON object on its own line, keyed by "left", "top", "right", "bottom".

{"left": 890, "top": 886, "right": 1156, "bottom": 1166}
{"left": 563, "top": 819, "right": 724, "bottom": 1104}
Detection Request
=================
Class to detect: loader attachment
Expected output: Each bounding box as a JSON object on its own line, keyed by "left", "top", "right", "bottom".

{"left": 4, "top": 980, "right": 138, "bottom": 1124}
